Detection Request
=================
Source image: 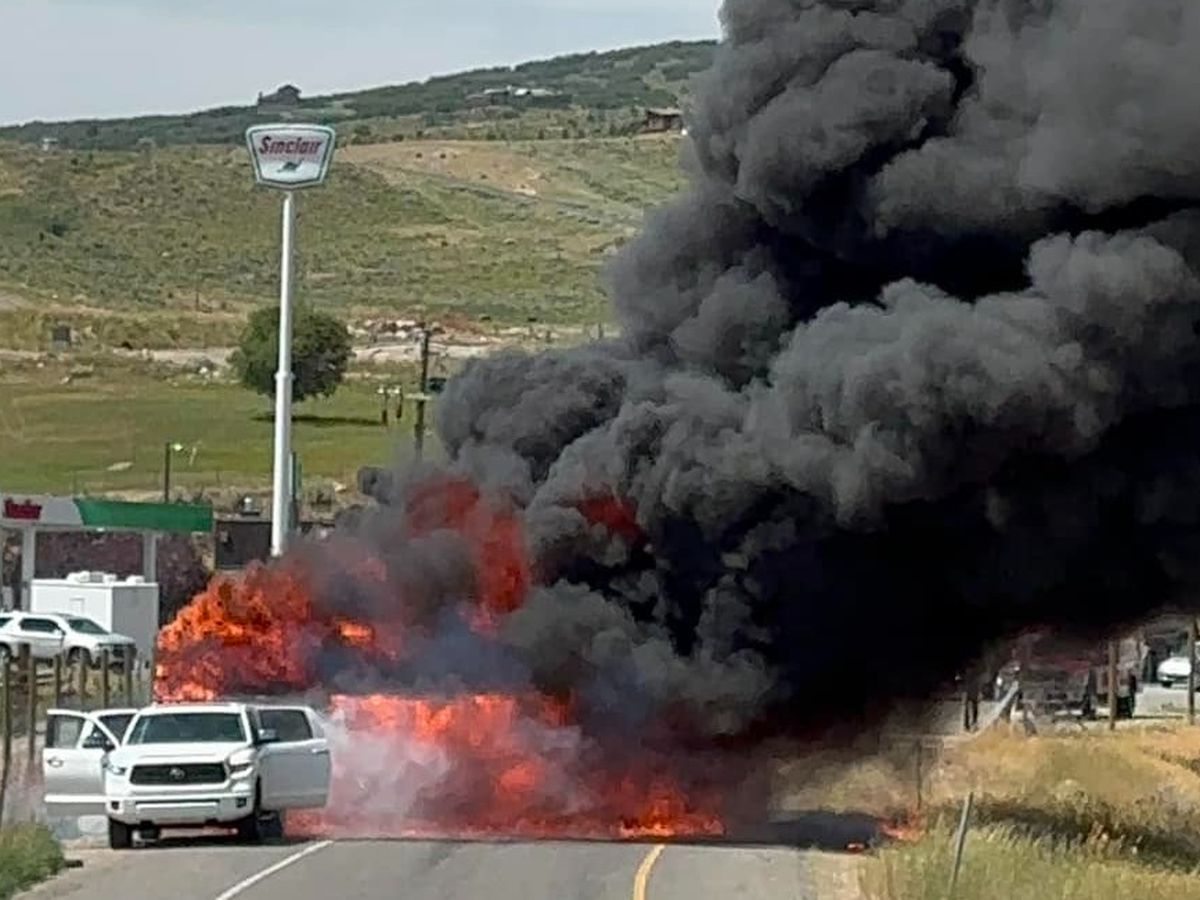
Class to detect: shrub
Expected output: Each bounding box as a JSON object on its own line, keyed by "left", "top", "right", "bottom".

{"left": 0, "top": 825, "right": 65, "bottom": 900}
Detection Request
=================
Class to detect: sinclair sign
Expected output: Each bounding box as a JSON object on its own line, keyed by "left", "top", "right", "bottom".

{"left": 0, "top": 494, "right": 80, "bottom": 528}
{"left": 246, "top": 124, "right": 336, "bottom": 189}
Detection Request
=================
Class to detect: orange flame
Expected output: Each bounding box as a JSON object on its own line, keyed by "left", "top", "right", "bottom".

{"left": 292, "top": 693, "right": 723, "bottom": 840}
{"left": 879, "top": 817, "right": 924, "bottom": 843}
{"left": 155, "top": 476, "right": 723, "bottom": 840}
{"left": 578, "top": 495, "right": 641, "bottom": 542}
{"left": 336, "top": 620, "right": 374, "bottom": 646}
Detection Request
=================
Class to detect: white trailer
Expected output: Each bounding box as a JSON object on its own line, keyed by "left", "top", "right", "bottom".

{"left": 30, "top": 572, "right": 160, "bottom": 665}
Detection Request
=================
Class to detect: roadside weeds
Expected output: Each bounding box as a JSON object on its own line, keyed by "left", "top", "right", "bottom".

{"left": 0, "top": 824, "right": 64, "bottom": 900}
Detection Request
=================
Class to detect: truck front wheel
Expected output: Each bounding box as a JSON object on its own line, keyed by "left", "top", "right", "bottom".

{"left": 236, "top": 812, "right": 263, "bottom": 843}
{"left": 236, "top": 782, "right": 281, "bottom": 844}
{"left": 107, "top": 818, "right": 133, "bottom": 850}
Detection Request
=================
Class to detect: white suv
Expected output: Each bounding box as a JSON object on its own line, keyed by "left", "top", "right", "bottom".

{"left": 0, "top": 611, "right": 136, "bottom": 666}
{"left": 42, "top": 702, "right": 332, "bottom": 849}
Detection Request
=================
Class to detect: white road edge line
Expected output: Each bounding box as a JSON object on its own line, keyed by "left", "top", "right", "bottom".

{"left": 213, "top": 840, "right": 334, "bottom": 900}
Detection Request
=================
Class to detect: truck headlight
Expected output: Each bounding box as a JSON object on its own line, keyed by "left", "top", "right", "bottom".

{"left": 102, "top": 757, "right": 128, "bottom": 777}
{"left": 227, "top": 749, "right": 256, "bottom": 778}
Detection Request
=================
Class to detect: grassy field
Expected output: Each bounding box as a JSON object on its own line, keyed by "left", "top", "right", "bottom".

{"left": 827, "top": 726, "right": 1200, "bottom": 899}
{"left": 867, "top": 824, "right": 1200, "bottom": 900}
{"left": 0, "top": 133, "right": 685, "bottom": 350}
{"left": 0, "top": 358, "right": 430, "bottom": 498}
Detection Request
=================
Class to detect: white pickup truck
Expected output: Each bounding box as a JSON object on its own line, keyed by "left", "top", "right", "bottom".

{"left": 42, "top": 702, "right": 331, "bottom": 849}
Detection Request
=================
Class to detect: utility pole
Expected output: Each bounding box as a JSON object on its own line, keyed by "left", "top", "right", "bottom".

{"left": 290, "top": 451, "right": 301, "bottom": 539}
{"left": 162, "top": 442, "right": 172, "bottom": 503}
{"left": 162, "top": 442, "right": 182, "bottom": 502}
{"left": 413, "top": 329, "right": 433, "bottom": 461}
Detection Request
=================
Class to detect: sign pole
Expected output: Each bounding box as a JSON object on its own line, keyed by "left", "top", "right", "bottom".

{"left": 19, "top": 528, "right": 35, "bottom": 610}
{"left": 245, "top": 122, "right": 335, "bottom": 558}
{"left": 271, "top": 190, "right": 296, "bottom": 558}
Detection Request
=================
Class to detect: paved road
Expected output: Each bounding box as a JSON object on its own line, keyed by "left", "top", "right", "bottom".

{"left": 20, "top": 838, "right": 861, "bottom": 900}
{"left": 1135, "top": 683, "right": 1196, "bottom": 718}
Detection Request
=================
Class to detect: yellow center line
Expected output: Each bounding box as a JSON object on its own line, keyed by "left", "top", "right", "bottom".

{"left": 632, "top": 843, "right": 666, "bottom": 900}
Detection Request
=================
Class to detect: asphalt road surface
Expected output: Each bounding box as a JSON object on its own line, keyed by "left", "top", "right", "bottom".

{"left": 20, "top": 837, "right": 862, "bottom": 900}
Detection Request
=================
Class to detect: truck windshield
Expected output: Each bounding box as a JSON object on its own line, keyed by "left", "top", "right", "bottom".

{"left": 66, "top": 617, "right": 109, "bottom": 635}
{"left": 127, "top": 713, "right": 246, "bottom": 744}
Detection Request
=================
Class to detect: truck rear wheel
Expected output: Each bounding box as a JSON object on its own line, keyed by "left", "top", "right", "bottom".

{"left": 107, "top": 818, "right": 133, "bottom": 850}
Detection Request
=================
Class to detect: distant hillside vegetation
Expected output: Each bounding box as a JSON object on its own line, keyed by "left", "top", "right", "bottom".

{"left": 0, "top": 133, "right": 687, "bottom": 349}
{"left": 1, "top": 40, "right": 716, "bottom": 150}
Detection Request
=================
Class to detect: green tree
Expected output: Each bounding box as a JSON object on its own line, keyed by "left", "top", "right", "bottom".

{"left": 230, "top": 306, "right": 352, "bottom": 403}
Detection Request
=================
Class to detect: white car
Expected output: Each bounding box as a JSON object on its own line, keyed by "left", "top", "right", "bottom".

{"left": 0, "top": 611, "right": 136, "bottom": 666}
{"left": 1157, "top": 648, "right": 1197, "bottom": 688}
{"left": 42, "top": 702, "right": 331, "bottom": 849}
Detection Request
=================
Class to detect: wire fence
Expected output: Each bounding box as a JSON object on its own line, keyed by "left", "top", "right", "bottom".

{"left": 0, "top": 646, "right": 151, "bottom": 827}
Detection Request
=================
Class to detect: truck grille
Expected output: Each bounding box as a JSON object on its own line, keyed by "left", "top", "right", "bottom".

{"left": 129, "top": 763, "right": 227, "bottom": 786}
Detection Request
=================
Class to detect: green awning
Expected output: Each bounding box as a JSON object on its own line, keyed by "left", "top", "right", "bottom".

{"left": 73, "top": 498, "right": 213, "bottom": 533}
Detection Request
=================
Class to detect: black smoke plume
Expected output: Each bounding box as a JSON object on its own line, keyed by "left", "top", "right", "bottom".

{"left": 340, "top": 0, "right": 1200, "bottom": 742}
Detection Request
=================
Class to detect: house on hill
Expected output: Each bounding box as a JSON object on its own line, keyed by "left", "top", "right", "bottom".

{"left": 466, "top": 85, "right": 564, "bottom": 105}
{"left": 643, "top": 107, "right": 684, "bottom": 133}
{"left": 257, "top": 84, "right": 302, "bottom": 109}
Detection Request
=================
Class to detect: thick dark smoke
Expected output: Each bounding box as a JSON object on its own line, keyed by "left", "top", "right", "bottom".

{"left": 337, "top": 0, "right": 1200, "bottom": 742}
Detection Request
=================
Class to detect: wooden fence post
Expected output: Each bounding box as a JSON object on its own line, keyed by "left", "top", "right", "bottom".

{"left": 914, "top": 741, "right": 924, "bottom": 814}
{"left": 52, "top": 655, "right": 63, "bottom": 710}
{"left": 25, "top": 649, "right": 37, "bottom": 772}
{"left": 99, "top": 650, "right": 111, "bottom": 709}
{"left": 0, "top": 653, "right": 12, "bottom": 826}
{"left": 1108, "top": 640, "right": 1118, "bottom": 732}
{"left": 123, "top": 648, "right": 136, "bottom": 707}
{"left": 948, "top": 791, "right": 976, "bottom": 897}
{"left": 75, "top": 652, "right": 87, "bottom": 710}
{"left": 1189, "top": 619, "right": 1197, "bottom": 726}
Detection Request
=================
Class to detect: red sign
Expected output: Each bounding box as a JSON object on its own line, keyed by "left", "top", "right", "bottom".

{"left": 257, "top": 136, "right": 326, "bottom": 157}
{"left": 3, "top": 498, "right": 42, "bottom": 521}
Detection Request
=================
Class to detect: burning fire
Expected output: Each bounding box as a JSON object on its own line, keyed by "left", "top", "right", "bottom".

{"left": 292, "top": 693, "right": 722, "bottom": 840}
{"left": 156, "top": 477, "right": 722, "bottom": 839}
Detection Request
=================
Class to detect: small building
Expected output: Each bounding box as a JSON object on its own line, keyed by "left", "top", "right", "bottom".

{"left": 40, "top": 136, "right": 59, "bottom": 154}
{"left": 257, "top": 84, "right": 302, "bottom": 109}
{"left": 643, "top": 107, "right": 684, "bottom": 133}
{"left": 467, "top": 85, "right": 563, "bottom": 105}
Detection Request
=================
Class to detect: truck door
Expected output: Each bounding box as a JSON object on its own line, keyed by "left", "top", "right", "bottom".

{"left": 255, "top": 706, "right": 331, "bottom": 811}
{"left": 42, "top": 711, "right": 121, "bottom": 818}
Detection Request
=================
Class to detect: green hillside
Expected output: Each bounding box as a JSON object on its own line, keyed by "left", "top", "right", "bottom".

{"left": 0, "top": 40, "right": 715, "bottom": 150}
{"left": 0, "top": 133, "right": 686, "bottom": 350}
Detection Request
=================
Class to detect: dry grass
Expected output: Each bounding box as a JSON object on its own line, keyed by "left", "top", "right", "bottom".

{"left": 864, "top": 824, "right": 1200, "bottom": 900}
{"left": 801, "top": 724, "right": 1200, "bottom": 898}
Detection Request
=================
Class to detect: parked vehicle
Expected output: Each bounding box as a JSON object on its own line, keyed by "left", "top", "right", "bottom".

{"left": 42, "top": 706, "right": 143, "bottom": 815}
{"left": 995, "top": 631, "right": 1146, "bottom": 719}
{"left": 0, "top": 611, "right": 136, "bottom": 666}
{"left": 1156, "top": 643, "right": 1199, "bottom": 688}
{"left": 42, "top": 702, "right": 332, "bottom": 849}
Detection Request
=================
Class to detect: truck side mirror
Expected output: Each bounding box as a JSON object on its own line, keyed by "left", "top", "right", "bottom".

{"left": 83, "top": 731, "right": 114, "bottom": 751}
